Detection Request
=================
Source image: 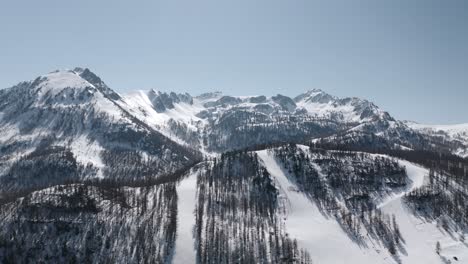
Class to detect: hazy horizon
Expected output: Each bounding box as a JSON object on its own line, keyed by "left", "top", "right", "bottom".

{"left": 1, "top": 0, "right": 467, "bottom": 124}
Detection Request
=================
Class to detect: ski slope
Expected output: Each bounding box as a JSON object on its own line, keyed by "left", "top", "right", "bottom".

{"left": 380, "top": 161, "right": 468, "bottom": 263}
{"left": 258, "top": 148, "right": 468, "bottom": 264}
{"left": 257, "top": 150, "right": 386, "bottom": 264}
{"left": 376, "top": 159, "right": 427, "bottom": 209}
{"left": 173, "top": 171, "right": 198, "bottom": 264}
{"left": 382, "top": 198, "right": 468, "bottom": 263}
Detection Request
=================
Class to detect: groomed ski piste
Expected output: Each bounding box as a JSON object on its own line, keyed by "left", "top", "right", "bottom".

{"left": 173, "top": 171, "right": 198, "bottom": 264}
{"left": 257, "top": 147, "right": 468, "bottom": 264}
{"left": 168, "top": 147, "right": 468, "bottom": 264}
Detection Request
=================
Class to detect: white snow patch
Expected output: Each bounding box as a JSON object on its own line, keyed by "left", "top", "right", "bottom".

{"left": 173, "top": 171, "right": 198, "bottom": 264}
{"left": 38, "top": 70, "right": 93, "bottom": 94}
{"left": 0, "top": 124, "right": 20, "bottom": 143}
{"left": 68, "top": 136, "right": 105, "bottom": 178}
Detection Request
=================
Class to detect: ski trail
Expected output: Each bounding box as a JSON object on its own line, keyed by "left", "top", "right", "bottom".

{"left": 258, "top": 148, "right": 468, "bottom": 263}
{"left": 380, "top": 162, "right": 468, "bottom": 264}
{"left": 173, "top": 172, "right": 198, "bottom": 264}
{"left": 257, "top": 150, "right": 385, "bottom": 264}
{"left": 377, "top": 159, "right": 427, "bottom": 208}
{"left": 381, "top": 198, "right": 461, "bottom": 264}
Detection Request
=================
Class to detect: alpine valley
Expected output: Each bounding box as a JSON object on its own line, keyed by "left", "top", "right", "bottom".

{"left": 1, "top": 68, "right": 467, "bottom": 264}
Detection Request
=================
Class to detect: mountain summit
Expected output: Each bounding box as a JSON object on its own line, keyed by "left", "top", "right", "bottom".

{"left": 0, "top": 68, "right": 200, "bottom": 193}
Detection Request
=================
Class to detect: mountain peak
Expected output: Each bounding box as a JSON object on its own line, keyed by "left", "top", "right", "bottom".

{"left": 73, "top": 67, "right": 121, "bottom": 100}
{"left": 72, "top": 67, "right": 85, "bottom": 74}
{"left": 34, "top": 67, "right": 121, "bottom": 101}
{"left": 295, "top": 89, "right": 335, "bottom": 104}
{"left": 6, "top": 68, "right": 122, "bottom": 105}
{"left": 306, "top": 88, "right": 327, "bottom": 94}
{"left": 196, "top": 91, "right": 223, "bottom": 101}
{"left": 37, "top": 70, "right": 94, "bottom": 92}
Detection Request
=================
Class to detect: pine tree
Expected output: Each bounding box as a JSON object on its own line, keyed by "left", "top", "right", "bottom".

{"left": 435, "top": 241, "right": 441, "bottom": 255}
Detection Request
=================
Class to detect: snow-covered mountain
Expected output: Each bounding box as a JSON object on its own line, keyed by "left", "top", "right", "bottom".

{"left": 295, "top": 89, "right": 394, "bottom": 122}
{"left": 0, "top": 68, "right": 200, "bottom": 193}
{"left": 123, "top": 88, "right": 383, "bottom": 152}
{"left": 122, "top": 87, "right": 461, "bottom": 156}
{"left": 1, "top": 68, "right": 467, "bottom": 263}
{"left": 406, "top": 122, "right": 468, "bottom": 158}
{"left": 124, "top": 88, "right": 394, "bottom": 128}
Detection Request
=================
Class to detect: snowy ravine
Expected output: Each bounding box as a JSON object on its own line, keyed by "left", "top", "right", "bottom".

{"left": 173, "top": 171, "right": 198, "bottom": 264}
{"left": 258, "top": 149, "right": 468, "bottom": 264}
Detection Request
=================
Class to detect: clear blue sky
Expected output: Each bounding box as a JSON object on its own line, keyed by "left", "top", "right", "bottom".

{"left": 1, "top": 0, "right": 467, "bottom": 124}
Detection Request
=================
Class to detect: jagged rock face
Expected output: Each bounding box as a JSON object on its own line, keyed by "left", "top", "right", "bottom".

{"left": 147, "top": 90, "right": 193, "bottom": 112}
{"left": 74, "top": 67, "right": 121, "bottom": 100}
{"left": 173, "top": 92, "right": 193, "bottom": 104}
{"left": 148, "top": 90, "right": 176, "bottom": 112}
{"left": 203, "top": 95, "right": 242, "bottom": 108}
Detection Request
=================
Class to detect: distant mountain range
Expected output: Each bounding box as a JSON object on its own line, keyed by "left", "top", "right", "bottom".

{"left": 0, "top": 68, "right": 467, "bottom": 263}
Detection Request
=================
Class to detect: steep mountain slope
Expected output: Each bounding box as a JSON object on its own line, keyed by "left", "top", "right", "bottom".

{"left": 122, "top": 90, "right": 207, "bottom": 151}
{"left": 0, "top": 68, "right": 200, "bottom": 194}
